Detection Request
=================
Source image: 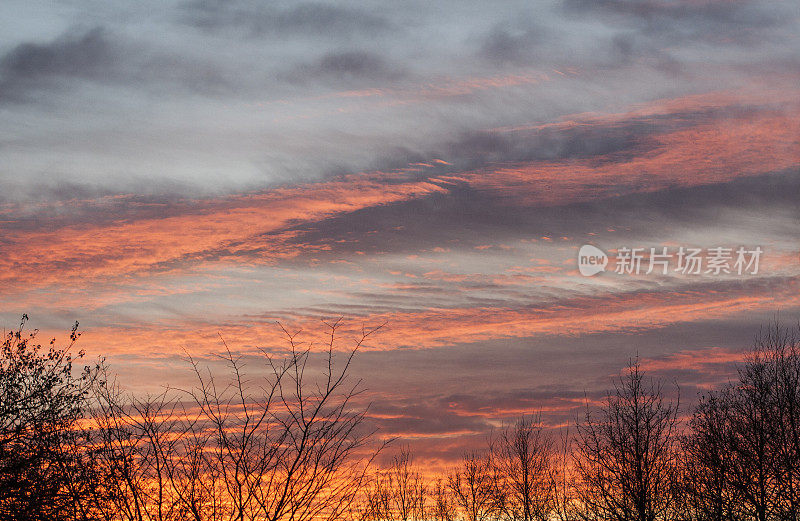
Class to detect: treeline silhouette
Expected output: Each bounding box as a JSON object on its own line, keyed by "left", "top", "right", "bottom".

{"left": 1, "top": 316, "right": 799, "bottom": 521}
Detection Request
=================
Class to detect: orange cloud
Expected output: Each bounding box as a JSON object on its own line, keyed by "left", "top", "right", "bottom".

{"left": 639, "top": 346, "right": 745, "bottom": 373}
{"left": 64, "top": 275, "right": 800, "bottom": 364}
{"left": 2, "top": 88, "right": 798, "bottom": 307}
{"left": 461, "top": 103, "right": 799, "bottom": 207}
{"left": 0, "top": 173, "right": 447, "bottom": 290}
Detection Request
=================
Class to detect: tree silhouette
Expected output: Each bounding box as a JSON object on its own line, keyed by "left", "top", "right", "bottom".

{"left": 448, "top": 451, "right": 500, "bottom": 521}
{"left": 680, "top": 391, "right": 738, "bottom": 521}
{"left": 88, "top": 319, "right": 385, "bottom": 521}
{"left": 573, "top": 359, "right": 680, "bottom": 521}
{"left": 0, "top": 315, "right": 102, "bottom": 521}
{"left": 490, "top": 415, "right": 554, "bottom": 521}
{"left": 361, "top": 448, "right": 427, "bottom": 521}
{"left": 682, "top": 323, "right": 800, "bottom": 521}
{"left": 430, "top": 478, "right": 456, "bottom": 521}
{"left": 6, "top": 313, "right": 800, "bottom": 521}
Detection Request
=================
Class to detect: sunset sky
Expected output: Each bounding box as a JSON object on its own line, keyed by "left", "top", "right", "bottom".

{"left": 1, "top": 0, "right": 799, "bottom": 469}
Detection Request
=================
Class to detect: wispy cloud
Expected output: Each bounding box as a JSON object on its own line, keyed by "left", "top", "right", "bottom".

{"left": 1, "top": 0, "right": 798, "bottom": 464}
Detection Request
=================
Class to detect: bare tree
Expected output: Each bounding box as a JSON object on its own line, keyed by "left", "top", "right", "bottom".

{"left": 490, "top": 415, "right": 554, "bottom": 521}
{"left": 89, "top": 319, "right": 384, "bottom": 521}
{"left": 760, "top": 324, "right": 800, "bottom": 520}
{"left": 89, "top": 384, "right": 196, "bottom": 521}
{"left": 551, "top": 428, "right": 580, "bottom": 521}
{"left": 361, "top": 448, "right": 427, "bottom": 521}
{"left": 448, "top": 451, "right": 500, "bottom": 521}
{"left": 726, "top": 347, "right": 782, "bottom": 521}
{"left": 682, "top": 323, "right": 800, "bottom": 521}
{"left": 680, "top": 391, "right": 738, "bottom": 521}
{"left": 573, "top": 359, "right": 680, "bottom": 521}
{"left": 430, "top": 478, "right": 456, "bottom": 521}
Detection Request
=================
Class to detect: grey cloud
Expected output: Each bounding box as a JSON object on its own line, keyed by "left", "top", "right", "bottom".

{"left": 478, "top": 20, "right": 545, "bottom": 66}
{"left": 266, "top": 152, "right": 800, "bottom": 265}
{"left": 367, "top": 402, "right": 490, "bottom": 436}
{"left": 2, "top": 0, "right": 790, "bottom": 204}
{"left": 1, "top": 27, "right": 112, "bottom": 79}
{"left": 0, "top": 27, "right": 115, "bottom": 102}
{"left": 444, "top": 123, "right": 649, "bottom": 168}
{"left": 367, "top": 104, "right": 766, "bottom": 176}
{"left": 563, "top": 0, "right": 790, "bottom": 47}
{"left": 609, "top": 32, "right": 682, "bottom": 73}
{"left": 565, "top": 0, "right": 784, "bottom": 32}
{"left": 558, "top": 0, "right": 795, "bottom": 76}
{"left": 0, "top": 184, "right": 202, "bottom": 232}
{"left": 356, "top": 118, "right": 663, "bottom": 178}
{"left": 286, "top": 50, "right": 407, "bottom": 84}
{"left": 0, "top": 27, "right": 231, "bottom": 104}
{"left": 180, "top": 1, "right": 390, "bottom": 38}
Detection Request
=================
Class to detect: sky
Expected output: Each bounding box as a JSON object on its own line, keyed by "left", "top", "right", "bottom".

{"left": 1, "top": 0, "right": 799, "bottom": 469}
